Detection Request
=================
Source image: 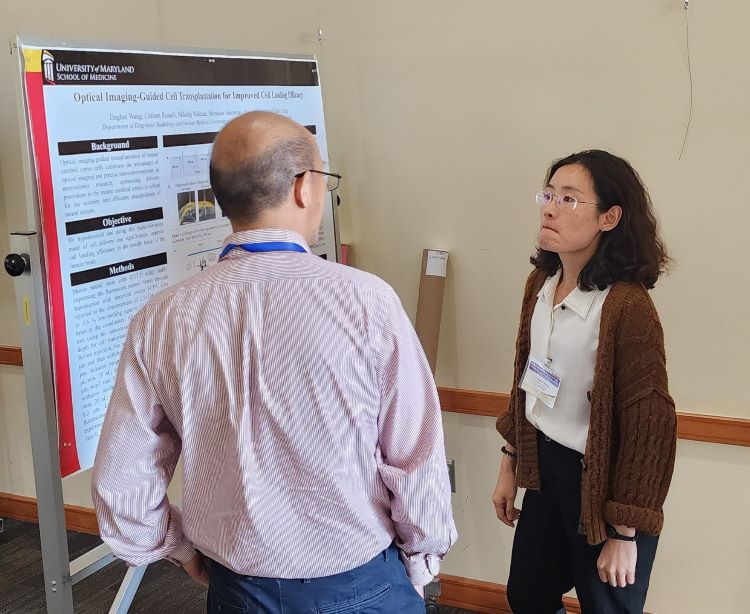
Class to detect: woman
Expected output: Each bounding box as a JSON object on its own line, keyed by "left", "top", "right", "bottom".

{"left": 492, "top": 150, "right": 677, "bottom": 614}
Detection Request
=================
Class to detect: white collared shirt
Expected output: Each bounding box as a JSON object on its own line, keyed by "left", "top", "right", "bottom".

{"left": 524, "top": 270, "right": 611, "bottom": 453}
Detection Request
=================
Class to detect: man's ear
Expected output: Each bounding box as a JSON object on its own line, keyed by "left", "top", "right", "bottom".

{"left": 601, "top": 205, "right": 622, "bottom": 232}
{"left": 293, "top": 172, "right": 311, "bottom": 210}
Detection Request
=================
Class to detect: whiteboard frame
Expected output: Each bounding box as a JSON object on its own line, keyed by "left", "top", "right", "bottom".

{"left": 11, "top": 35, "right": 339, "bottom": 613}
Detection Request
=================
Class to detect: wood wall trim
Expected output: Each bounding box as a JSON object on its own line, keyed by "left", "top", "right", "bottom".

{"left": 439, "top": 387, "right": 750, "bottom": 448}
{"left": 0, "top": 491, "right": 99, "bottom": 536}
{"left": 438, "top": 388, "right": 510, "bottom": 417}
{"left": 676, "top": 412, "right": 750, "bottom": 447}
{"left": 2, "top": 346, "right": 748, "bottom": 447}
{"left": 0, "top": 345, "right": 23, "bottom": 367}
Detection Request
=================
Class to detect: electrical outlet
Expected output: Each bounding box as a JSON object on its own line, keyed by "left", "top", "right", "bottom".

{"left": 447, "top": 459, "right": 456, "bottom": 493}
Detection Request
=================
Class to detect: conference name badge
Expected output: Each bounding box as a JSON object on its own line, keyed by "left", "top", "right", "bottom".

{"left": 520, "top": 356, "right": 562, "bottom": 409}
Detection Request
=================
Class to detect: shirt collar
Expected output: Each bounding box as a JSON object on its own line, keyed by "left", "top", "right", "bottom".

{"left": 221, "top": 228, "right": 312, "bottom": 257}
{"left": 536, "top": 269, "right": 601, "bottom": 320}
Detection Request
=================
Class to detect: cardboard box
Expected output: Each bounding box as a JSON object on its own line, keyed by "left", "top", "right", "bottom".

{"left": 415, "top": 249, "right": 449, "bottom": 375}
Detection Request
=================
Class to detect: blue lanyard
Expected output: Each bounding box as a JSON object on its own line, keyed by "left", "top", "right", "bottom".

{"left": 219, "top": 241, "right": 308, "bottom": 261}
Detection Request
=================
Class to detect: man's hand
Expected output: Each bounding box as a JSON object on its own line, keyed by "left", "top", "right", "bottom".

{"left": 183, "top": 552, "right": 210, "bottom": 588}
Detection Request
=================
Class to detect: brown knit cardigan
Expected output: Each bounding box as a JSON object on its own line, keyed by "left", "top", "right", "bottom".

{"left": 496, "top": 269, "right": 677, "bottom": 545}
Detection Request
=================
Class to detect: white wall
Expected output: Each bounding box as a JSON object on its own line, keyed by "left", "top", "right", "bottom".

{"left": 1, "top": 2, "right": 748, "bottom": 612}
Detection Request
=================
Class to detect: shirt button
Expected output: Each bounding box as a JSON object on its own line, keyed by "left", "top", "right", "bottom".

{"left": 561, "top": 305, "right": 566, "bottom": 310}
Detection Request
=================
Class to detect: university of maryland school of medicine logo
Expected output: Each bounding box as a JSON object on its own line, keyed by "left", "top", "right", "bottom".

{"left": 42, "top": 50, "right": 55, "bottom": 84}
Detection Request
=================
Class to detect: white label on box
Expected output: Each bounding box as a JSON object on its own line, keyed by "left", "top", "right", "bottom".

{"left": 426, "top": 250, "right": 449, "bottom": 277}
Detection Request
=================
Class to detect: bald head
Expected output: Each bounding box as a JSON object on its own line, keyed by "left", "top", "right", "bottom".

{"left": 210, "top": 112, "right": 318, "bottom": 224}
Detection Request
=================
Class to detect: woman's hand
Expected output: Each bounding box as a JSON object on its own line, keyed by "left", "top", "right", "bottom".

{"left": 492, "top": 455, "right": 520, "bottom": 527}
{"left": 597, "top": 529, "right": 637, "bottom": 588}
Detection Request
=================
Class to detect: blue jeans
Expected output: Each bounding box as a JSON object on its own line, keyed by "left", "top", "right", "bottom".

{"left": 207, "top": 543, "right": 426, "bottom": 613}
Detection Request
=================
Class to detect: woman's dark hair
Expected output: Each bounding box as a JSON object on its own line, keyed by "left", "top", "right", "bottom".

{"left": 530, "top": 149, "right": 670, "bottom": 290}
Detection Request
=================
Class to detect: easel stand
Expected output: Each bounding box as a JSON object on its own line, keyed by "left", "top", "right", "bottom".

{"left": 5, "top": 231, "right": 146, "bottom": 613}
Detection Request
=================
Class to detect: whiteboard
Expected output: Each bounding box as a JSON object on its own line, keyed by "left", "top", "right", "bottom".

{"left": 19, "top": 40, "right": 337, "bottom": 476}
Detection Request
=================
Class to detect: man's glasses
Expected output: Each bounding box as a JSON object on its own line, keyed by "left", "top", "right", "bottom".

{"left": 535, "top": 191, "right": 601, "bottom": 211}
{"left": 295, "top": 170, "right": 342, "bottom": 192}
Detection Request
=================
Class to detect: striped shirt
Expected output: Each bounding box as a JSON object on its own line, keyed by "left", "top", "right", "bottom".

{"left": 91, "top": 228, "right": 457, "bottom": 586}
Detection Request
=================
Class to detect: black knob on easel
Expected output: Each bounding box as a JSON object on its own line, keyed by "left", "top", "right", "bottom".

{"left": 4, "top": 253, "right": 30, "bottom": 277}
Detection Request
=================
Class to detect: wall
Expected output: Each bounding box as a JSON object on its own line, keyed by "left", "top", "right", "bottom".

{"left": 1, "top": 2, "right": 748, "bottom": 612}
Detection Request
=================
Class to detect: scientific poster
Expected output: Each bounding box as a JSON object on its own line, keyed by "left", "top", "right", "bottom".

{"left": 20, "top": 43, "right": 336, "bottom": 475}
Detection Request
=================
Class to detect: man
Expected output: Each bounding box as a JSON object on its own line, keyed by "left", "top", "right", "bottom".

{"left": 92, "top": 111, "right": 457, "bottom": 613}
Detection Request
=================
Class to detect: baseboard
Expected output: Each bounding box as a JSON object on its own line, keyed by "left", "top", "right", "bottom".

{"left": 0, "top": 491, "right": 99, "bottom": 535}
{"left": 438, "top": 573, "right": 586, "bottom": 614}
{"left": 438, "top": 574, "right": 512, "bottom": 613}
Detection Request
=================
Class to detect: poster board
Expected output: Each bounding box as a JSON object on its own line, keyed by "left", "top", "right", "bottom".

{"left": 19, "top": 40, "right": 337, "bottom": 476}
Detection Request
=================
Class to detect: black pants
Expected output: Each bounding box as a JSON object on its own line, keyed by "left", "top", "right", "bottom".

{"left": 507, "top": 432, "right": 659, "bottom": 614}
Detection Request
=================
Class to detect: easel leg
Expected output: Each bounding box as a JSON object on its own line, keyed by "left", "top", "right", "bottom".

{"left": 109, "top": 565, "right": 147, "bottom": 614}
